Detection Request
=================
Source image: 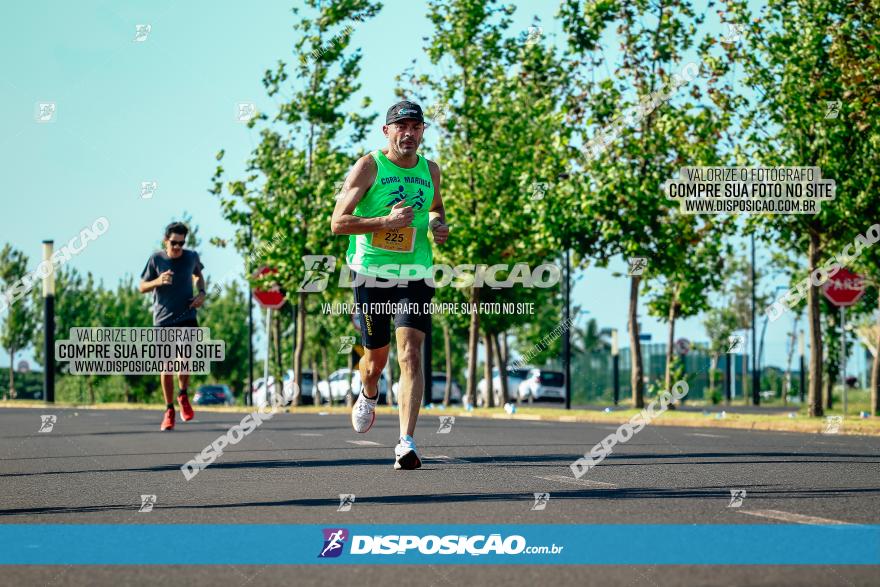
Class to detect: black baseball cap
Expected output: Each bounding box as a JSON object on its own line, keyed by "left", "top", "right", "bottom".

{"left": 386, "top": 101, "right": 424, "bottom": 124}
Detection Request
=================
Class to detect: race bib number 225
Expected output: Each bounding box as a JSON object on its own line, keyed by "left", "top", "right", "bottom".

{"left": 371, "top": 227, "right": 415, "bottom": 253}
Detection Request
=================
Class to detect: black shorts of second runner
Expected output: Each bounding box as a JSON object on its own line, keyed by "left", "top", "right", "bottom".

{"left": 155, "top": 318, "right": 200, "bottom": 373}
{"left": 354, "top": 273, "right": 435, "bottom": 349}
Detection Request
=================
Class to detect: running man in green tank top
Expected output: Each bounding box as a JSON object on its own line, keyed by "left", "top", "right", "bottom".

{"left": 331, "top": 101, "right": 449, "bottom": 470}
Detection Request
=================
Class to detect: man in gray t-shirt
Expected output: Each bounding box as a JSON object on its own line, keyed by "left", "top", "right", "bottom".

{"left": 139, "top": 222, "right": 207, "bottom": 430}
{"left": 140, "top": 249, "right": 204, "bottom": 326}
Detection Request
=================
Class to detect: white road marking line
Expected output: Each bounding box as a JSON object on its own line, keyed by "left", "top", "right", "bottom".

{"left": 738, "top": 509, "right": 852, "bottom": 525}
{"left": 346, "top": 440, "right": 382, "bottom": 446}
{"left": 534, "top": 474, "right": 617, "bottom": 488}
{"left": 296, "top": 433, "right": 323, "bottom": 436}
{"left": 689, "top": 433, "right": 728, "bottom": 438}
{"left": 423, "top": 454, "right": 471, "bottom": 464}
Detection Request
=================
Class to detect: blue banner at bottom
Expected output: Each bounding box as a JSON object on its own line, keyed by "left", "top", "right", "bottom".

{"left": 2, "top": 524, "right": 878, "bottom": 565}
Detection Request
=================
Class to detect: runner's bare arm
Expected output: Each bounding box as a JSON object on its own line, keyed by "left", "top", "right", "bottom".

{"left": 190, "top": 263, "right": 206, "bottom": 308}
{"left": 193, "top": 264, "right": 205, "bottom": 293}
{"left": 331, "top": 155, "right": 414, "bottom": 234}
{"left": 139, "top": 270, "right": 172, "bottom": 293}
{"left": 427, "top": 160, "right": 448, "bottom": 245}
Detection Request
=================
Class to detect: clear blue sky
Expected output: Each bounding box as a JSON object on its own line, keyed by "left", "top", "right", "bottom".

{"left": 2, "top": 0, "right": 856, "bottom": 375}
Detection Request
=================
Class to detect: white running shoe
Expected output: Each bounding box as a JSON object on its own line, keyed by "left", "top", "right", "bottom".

{"left": 351, "top": 389, "right": 378, "bottom": 433}
{"left": 394, "top": 435, "right": 422, "bottom": 470}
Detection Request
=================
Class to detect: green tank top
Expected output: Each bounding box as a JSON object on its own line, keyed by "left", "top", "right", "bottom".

{"left": 346, "top": 150, "right": 434, "bottom": 279}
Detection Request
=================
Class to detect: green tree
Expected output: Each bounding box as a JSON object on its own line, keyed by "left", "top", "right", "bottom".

{"left": 198, "top": 281, "right": 251, "bottom": 397}
{"left": 211, "top": 0, "right": 380, "bottom": 405}
{"left": 100, "top": 275, "right": 154, "bottom": 402}
{"left": 0, "top": 245, "right": 36, "bottom": 399}
{"left": 407, "top": 0, "right": 574, "bottom": 406}
{"left": 826, "top": 1, "right": 880, "bottom": 415}
{"left": 32, "top": 267, "right": 106, "bottom": 402}
{"left": 645, "top": 221, "right": 734, "bottom": 400}
{"left": 562, "top": 0, "right": 733, "bottom": 407}
{"left": 723, "top": 0, "right": 878, "bottom": 416}
{"left": 703, "top": 303, "right": 739, "bottom": 403}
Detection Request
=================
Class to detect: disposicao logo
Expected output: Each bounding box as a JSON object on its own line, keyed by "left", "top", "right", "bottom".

{"left": 349, "top": 533, "right": 526, "bottom": 555}
{"left": 318, "top": 528, "right": 349, "bottom": 558}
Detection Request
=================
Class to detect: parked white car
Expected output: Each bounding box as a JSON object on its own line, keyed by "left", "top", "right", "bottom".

{"left": 251, "top": 376, "right": 279, "bottom": 409}
{"left": 517, "top": 368, "right": 566, "bottom": 402}
{"left": 476, "top": 367, "right": 533, "bottom": 406}
{"left": 316, "top": 368, "right": 389, "bottom": 404}
{"left": 391, "top": 372, "right": 463, "bottom": 404}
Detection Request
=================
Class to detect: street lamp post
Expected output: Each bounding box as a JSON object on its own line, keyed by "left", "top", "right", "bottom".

{"left": 42, "top": 240, "right": 55, "bottom": 404}
{"left": 611, "top": 328, "right": 619, "bottom": 406}
{"left": 798, "top": 330, "right": 806, "bottom": 404}
{"left": 563, "top": 248, "right": 571, "bottom": 410}
{"left": 724, "top": 349, "right": 732, "bottom": 405}
{"left": 751, "top": 233, "right": 760, "bottom": 405}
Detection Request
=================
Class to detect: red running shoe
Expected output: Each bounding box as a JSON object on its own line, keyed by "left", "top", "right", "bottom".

{"left": 160, "top": 408, "right": 175, "bottom": 431}
{"left": 178, "top": 393, "right": 194, "bottom": 421}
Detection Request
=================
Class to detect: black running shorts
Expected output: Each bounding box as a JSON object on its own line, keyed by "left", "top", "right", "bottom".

{"left": 353, "top": 273, "right": 435, "bottom": 349}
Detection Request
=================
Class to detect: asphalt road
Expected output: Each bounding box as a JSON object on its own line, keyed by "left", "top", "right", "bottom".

{"left": 1, "top": 406, "right": 878, "bottom": 586}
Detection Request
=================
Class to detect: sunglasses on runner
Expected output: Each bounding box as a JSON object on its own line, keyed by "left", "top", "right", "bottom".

{"left": 168, "top": 239, "right": 185, "bottom": 247}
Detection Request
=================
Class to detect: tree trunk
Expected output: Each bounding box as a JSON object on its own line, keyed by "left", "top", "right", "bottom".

{"left": 320, "top": 345, "right": 330, "bottom": 406}
{"left": 709, "top": 354, "right": 718, "bottom": 398}
{"left": 386, "top": 343, "right": 395, "bottom": 405}
{"left": 346, "top": 347, "right": 356, "bottom": 407}
{"left": 872, "top": 293, "right": 880, "bottom": 415}
{"left": 494, "top": 331, "right": 508, "bottom": 404}
{"left": 783, "top": 326, "right": 797, "bottom": 407}
{"left": 311, "top": 353, "right": 320, "bottom": 406}
{"left": 443, "top": 322, "right": 452, "bottom": 406}
{"left": 807, "top": 231, "right": 824, "bottom": 417}
{"left": 483, "top": 328, "right": 495, "bottom": 408}
{"left": 293, "top": 292, "right": 307, "bottom": 406}
{"left": 465, "top": 286, "right": 481, "bottom": 405}
{"left": 8, "top": 347, "right": 15, "bottom": 399}
{"left": 825, "top": 365, "right": 835, "bottom": 409}
{"left": 664, "top": 285, "right": 679, "bottom": 394}
{"left": 273, "top": 311, "right": 282, "bottom": 401}
{"left": 628, "top": 275, "right": 644, "bottom": 408}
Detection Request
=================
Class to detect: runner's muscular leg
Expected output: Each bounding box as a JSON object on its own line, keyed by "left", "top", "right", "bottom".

{"left": 395, "top": 326, "right": 425, "bottom": 437}
{"left": 160, "top": 372, "right": 175, "bottom": 404}
{"left": 360, "top": 344, "right": 389, "bottom": 398}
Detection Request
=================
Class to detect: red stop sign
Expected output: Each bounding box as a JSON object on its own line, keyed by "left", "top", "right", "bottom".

{"left": 253, "top": 267, "right": 286, "bottom": 309}
{"left": 821, "top": 267, "right": 865, "bottom": 307}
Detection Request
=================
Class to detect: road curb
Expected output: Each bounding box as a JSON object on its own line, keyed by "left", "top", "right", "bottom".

{"left": 1, "top": 401, "right": 877, "bottom": 436}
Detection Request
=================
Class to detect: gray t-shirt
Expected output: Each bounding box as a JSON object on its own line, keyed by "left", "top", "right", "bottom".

{"left": 140, "top": 249, "right": 204, "bottom": 326}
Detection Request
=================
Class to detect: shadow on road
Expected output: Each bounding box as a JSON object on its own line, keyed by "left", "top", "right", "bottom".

{"left": 1, "top": 451, "right": 878, "bottom": 480}
{"left": 2, "top": 484, "right": 878, "bottom": 518}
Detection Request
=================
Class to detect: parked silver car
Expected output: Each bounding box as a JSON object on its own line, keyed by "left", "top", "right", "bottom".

{"left": 476, "top": 367, "right": 532, "bottom": 406}
{"left": 252, "top": 370, "right": 315, "bottom": 407}
{"left": 517, "top": 368, "right": 566, "bottom": 402}
{"left": 316, "top": 368, "right": 389, "bottom": 404}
